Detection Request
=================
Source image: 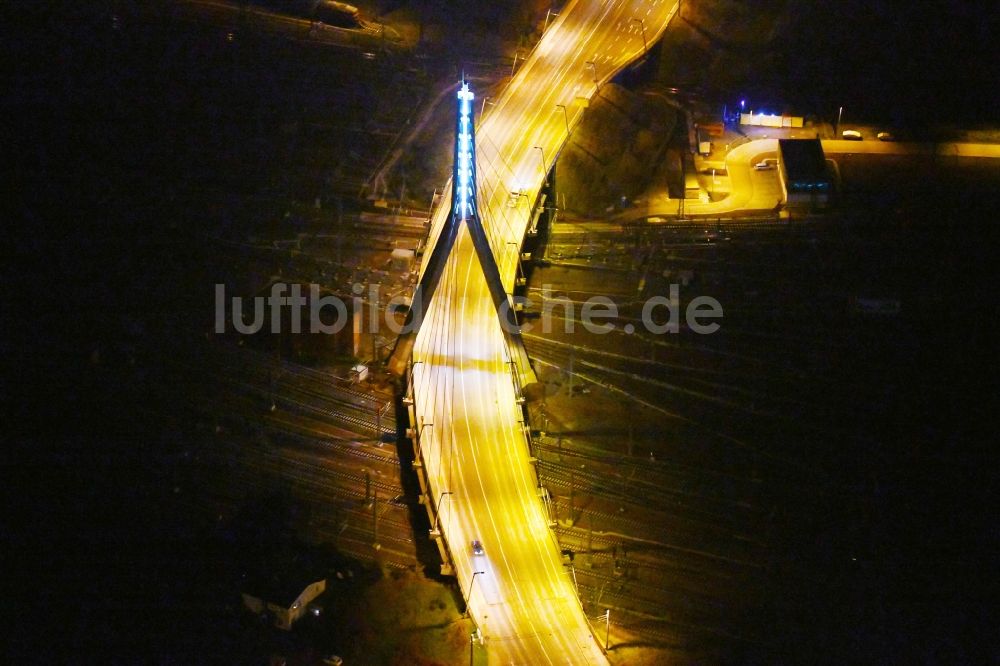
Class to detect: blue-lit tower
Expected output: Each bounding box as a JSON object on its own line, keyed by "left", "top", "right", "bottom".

{"left": 389, "top": 81, "right": 524, "bottom": 374}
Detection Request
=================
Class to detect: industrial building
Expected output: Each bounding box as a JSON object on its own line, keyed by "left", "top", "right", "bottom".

{"left": 242, "top": 575, "right": 326, "bottom": 630}
{"left": 740, "top": 112, "right": 803, "bottom": 128}
{"left": 777, "top": 139, "right": 832, "bottom": 207}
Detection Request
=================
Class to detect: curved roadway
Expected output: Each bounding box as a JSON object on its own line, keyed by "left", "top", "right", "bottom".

{"left": 619, "top": 138, "right": 1000, "bottom": 222}
{"left": 410, "top": 1, "right": 679, "bottom": 663}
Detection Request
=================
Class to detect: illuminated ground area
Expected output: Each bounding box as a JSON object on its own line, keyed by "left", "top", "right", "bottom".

{"left": 515, "top": 155, "right": 1000, "bottom": 663}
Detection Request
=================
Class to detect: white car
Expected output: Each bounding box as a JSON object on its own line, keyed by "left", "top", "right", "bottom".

{"left": 841, "top": 129, "right": 863, "bottom": 140}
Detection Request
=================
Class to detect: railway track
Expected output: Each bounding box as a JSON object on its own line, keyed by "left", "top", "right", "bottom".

{"left": 575, "top": 581, "right": 758, "bottom": 648}
{"left": 525, "top": 335, "right": 808, "bottom": 416}
{"left": 537, "top": 458, "right": 758, "bottom": 526}
{"left": 545, "top": 216, "right": 836, "bottom": 246}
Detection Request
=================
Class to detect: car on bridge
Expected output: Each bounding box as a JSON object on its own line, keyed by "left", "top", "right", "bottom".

{"left": 471, "top": 539, "right": 485, "bottom": 556}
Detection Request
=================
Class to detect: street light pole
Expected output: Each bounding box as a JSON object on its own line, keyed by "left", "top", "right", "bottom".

{"left": 374, "top": 397, "right": 391, "bottom": 444}
{"left": 406, "top": 358, "right": 423, "bottom": 400}
{"left": 510, "top": 51, "right": 521, "bottom": 79}
{"left": 604, "top": 608, "right": 611, "bottom": 650}
{"left": 413, "top": 420, "right": 433, "bottom": 460}
{"left": 631, "top": 18, "right": 647, "bottom": 53}
{"left": 432, "top": 490, "right": 453, "bottom": 533}
{"left": 835, "top": 106, "right": 843, "bottom": 137}
{"left": 465, "top": 571, "right": 486, "bottom": 617}
{"left": 544, "top": 8, "right": 559, "bottom": 31}
{"left": 372, "top": 488, "right": 379, "bottom": 548}
{"left": 556, "top": 103, "right": 570, "bottom": 135}
{"left": 569, "top": 467, "right": 575, "bottom": 526}
{"left": 585, "top": 61, "right": 599, "bottom": 92}
{"left": 533, "top": 146, "right": 548, "bottom": 184}
{"left": 506, "top": 240, "right": 524, "bottom": 284}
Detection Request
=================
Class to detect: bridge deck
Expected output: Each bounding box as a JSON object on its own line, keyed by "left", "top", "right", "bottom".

{"left": 411, "top": 2, "right": 679, "bottom": 662}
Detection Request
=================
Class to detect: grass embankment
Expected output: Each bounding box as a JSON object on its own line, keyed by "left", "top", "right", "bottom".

{"left": 327, "top": 569, "right": 475, "bottom": 665}
{"left": 652, "top": 0, "right": 803, "bottom": 99}
{"left": 556, "top": 84, "right": 677, "bottom": 216}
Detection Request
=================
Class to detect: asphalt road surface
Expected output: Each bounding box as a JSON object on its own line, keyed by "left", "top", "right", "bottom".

{"left": 409, "top": 1, "right": 680, "bottom": 663}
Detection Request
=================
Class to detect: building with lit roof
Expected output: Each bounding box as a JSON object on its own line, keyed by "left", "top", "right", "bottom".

{"left": 778, "top": 139, "right": 831, "bottom": 207}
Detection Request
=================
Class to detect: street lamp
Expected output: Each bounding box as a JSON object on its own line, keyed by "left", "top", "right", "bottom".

{"left": 510, "top": 50, "right": 522, "bottom": 79}
{"left": 555, "top": 103, "right": 570, "bottom": 135}
{"left": 404, "top": 359, "right": 424, "bottom": 405}
{"left": 544, "top": 8, "right": 559, "bottom": 31}
{"left": 835, "top": 105, "right": 844, "bottom": 137}
{"left": 480, "top": 95, "right": 496, "bottom": 118}
{"left": 585, "top": 60, "right": 599, "bottom": 92}
{"left": 409, "top": 358, "right": 425, "bottom": 381}
{"left": 431, "top": 490, "right": 453, "bottom": 533}
{"left": 411, "top": 419, "right": 433, "bottom": 461}
{"left": 507, "top": 241, "right": 526, "bottom": 286}
{"left": 604, "top": 608, "right": 611, "bottom": 650}
{"left": 533, "top": 146, "right": 548, "bottom": 184}
{"left": 373, "top": 397, "right": 391, "bottom": 445}
{"left": 630, "top": 18, "right": 647, "bottom": 53}
{"left": 465, "top": 571, "right": 486, "bottom": 617}
{"left": 506, "top": 240, "right": 520, "bottom": 260}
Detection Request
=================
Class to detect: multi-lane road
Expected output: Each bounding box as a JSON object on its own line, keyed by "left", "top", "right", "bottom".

{"left": 408, "top": 1, "right": 679, "bottom": 663}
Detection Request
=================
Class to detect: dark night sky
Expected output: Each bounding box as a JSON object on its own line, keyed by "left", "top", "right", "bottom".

{"left": 776, "top": 0, "right": 997, "bottom": 126}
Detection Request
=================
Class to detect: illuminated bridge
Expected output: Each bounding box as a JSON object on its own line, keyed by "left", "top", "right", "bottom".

{"left": 392, "top": 2, "right": 679, "bottom": 662}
